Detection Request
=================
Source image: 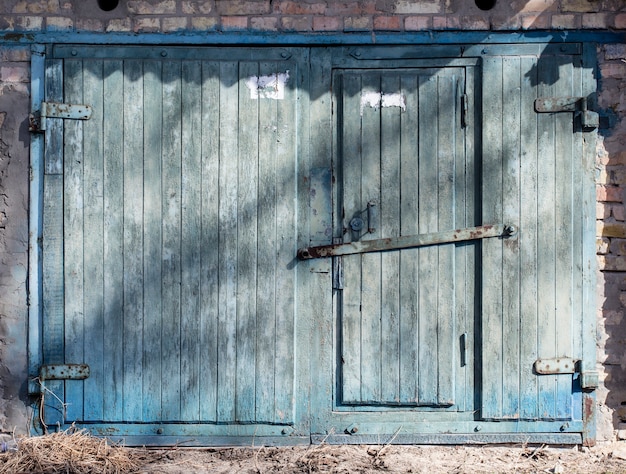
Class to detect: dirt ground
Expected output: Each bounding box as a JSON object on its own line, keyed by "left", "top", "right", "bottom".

{"left": 137, "top": 442, "right": 626, "bottom": 473}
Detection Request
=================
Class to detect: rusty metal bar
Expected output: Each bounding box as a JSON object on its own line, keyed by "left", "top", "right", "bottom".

{"left": 297, "top": 224, "right": 515, "bottom": 260}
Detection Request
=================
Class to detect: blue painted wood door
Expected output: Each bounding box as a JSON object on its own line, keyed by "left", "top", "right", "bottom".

{"left": 335, "top": 66, "right": 476, "bottom": 410}
{"left": 39, "top": 46, "right": 306, "bottom": 441}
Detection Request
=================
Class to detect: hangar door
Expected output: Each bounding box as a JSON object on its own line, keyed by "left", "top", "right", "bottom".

{"left": 34, "top": 46, "right": 306, "bottom": 442}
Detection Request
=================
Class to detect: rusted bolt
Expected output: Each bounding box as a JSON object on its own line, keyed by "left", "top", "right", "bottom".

{"left": 156, "top": 428, "right": 163, "bottom": 435}
{"left": 474, "top": 425, "right": 482, "bottom": 432}
{"left": 161, "top": 50, "right": 168, "bottom": 57}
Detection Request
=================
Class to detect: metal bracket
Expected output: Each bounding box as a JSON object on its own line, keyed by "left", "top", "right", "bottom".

{"left": 298, "top": 224, "right": 515, "bottom": 260}
{"left": 30, "top": 101, "right": 93, "bottom": 132}
{"left": 40, "top": 364, "right": 90, "bottom": 381}
{"left": 534, "top": 97, "right": 599, "bottom": 130}
{"left": 534, "top": 358, "right": 578, "bottom": 375}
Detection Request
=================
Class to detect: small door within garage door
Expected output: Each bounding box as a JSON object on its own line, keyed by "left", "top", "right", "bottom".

{"left": 335, "top": 66, "right": 476, "bottom": 410}
{"left": 38, "top": 46, "right": 305, "bottom": 438}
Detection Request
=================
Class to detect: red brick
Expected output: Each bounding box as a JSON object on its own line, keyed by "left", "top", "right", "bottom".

{"left": 561, "top": 0, "right": 601, "bottom": 13}
{"left": 16, "top": 16, "right": 43, "bottom": 30}
{"left": 598, "top": 237, "right": 610, "bottom": 255}
{"left": 127, "top": 0, "right": 176, "bottom": 14}
{"left": 13, "top": 0, "right": 60, "bottom": 14}
{"left": 275, "top": 1, "right": 325, "bottom": 15}
{"left": 373, "top": 16, "right": 401, "bottom": 31}
{"left": 521, "top": 13, "right": 551, "bottom": 29}
{"left": 598, "top": 202, "right": 612, "bottom": 220}
{"left": 106, "top": 18, "right": 132, "bottom": 32}
{"left": 616, "top": 13, "right": 626, "bottom": 29}
{"left": 0, "top": 65, "right": 29, "bottom": 83}
{"left": 182, "top": 1, "right": 213, "bottom": 14}
{"left": 614, "top": 205, "right": 626, "bottom": 222}
{"left": 598, "top": 221, "right": 626, "bottom": 238}
{"left": 405, "top": 16, "right": 430, "bottom": 31}
{"left": 216, "top": 0, "right": 270, "bottom": 15}
{"left": 432, "top": 16, "right": 446, "bottom": 29}
{"left": 221, "top": 16, "right": 248, "bottom": 29}
{"left": 597, "top": 185, "right": 623, "bottom": 202}
{"left": 598, "top": 255, "right": 626, "bottom": 271}
{"left": 312, "top": 16, "right": 341, "bottom": 31}
{"left": 551, "top": 14, "right": 580, "bottom": 29}
{"left": 583, "top": 13, "right": 610, "bottom": 29}
{"left": 190, "top": 17, "right": 219, "bottom": 30}
{"left": 250, "top": 16, "right": 279, "bottom": 30}
{"left": 344, "top": 16, "right": 372, "bottom": 31}
{"left": 163, "top": 17, "right": 189, "bottom": 32}
{"left": 133, "top": 17, "right": 161, "bottom": 32}
{"left": 281, "top": 16, "right": 312, "bottom": 31}
{"left": 76, "top": 19, "right": 104, "bottom": 31}
{"left": 0, "top": 48, "right": 30, "bottom": 62}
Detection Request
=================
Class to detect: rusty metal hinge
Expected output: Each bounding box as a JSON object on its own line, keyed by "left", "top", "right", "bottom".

{"left": 534, "top": 358, "right": 598, "bottom": 390}
{"left": 29, "top": 101, "right": 93, "bottom": 133}
{"left": 40, "top": 364, "right": 90, "bottom": 381}
{"left": 298, "top": 224, "right": 516, "bottom": 260}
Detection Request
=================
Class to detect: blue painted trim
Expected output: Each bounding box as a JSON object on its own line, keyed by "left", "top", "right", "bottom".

{"left": 27, "top": 44, "right": 45, "bottom": 395}
{"left": 0, "top": 30, "right": 624, "bottom": 46}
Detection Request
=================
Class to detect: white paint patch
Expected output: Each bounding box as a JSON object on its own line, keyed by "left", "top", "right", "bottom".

{"left": 360, "top": 91, "right": 406, "bottom": 115}
{"left": 245, "top": 71, "right": 290, "bottom": 100}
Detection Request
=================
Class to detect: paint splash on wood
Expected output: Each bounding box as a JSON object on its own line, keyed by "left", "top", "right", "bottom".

{"left": 360, "top": 91, "right": 406, "bottom": 115}
{"left": 245, "top": 71, "right": 290, "bottom": 99}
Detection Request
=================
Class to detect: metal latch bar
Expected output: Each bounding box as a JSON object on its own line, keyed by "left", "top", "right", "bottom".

{"left": 298, "top": 224, "right": 515, "bottom": 260}
{"left": 534, "top": 97, "right": 598, "bottom": 130}
{"left": 40, "top": 364, "right": 90, "bottom": 381}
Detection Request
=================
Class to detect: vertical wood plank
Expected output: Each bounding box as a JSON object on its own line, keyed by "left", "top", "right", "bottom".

{"left": 554, "top": 59, "right": 574, "bottom": 420}
{"left": 256, "top": 61, "right": 278, "bottom": 422}
{"left": 42, "top": 174, "right": 65, "bottom": 426}
{"left": 44, "top": 59, "right": 63, "bottom": 175}
{"left": 274, "top": 59, "right": 296, "bottom": 423}
{"left": 501, "top": 57, "right": 521, "bottom": 418}
{"left": 399, "top": 74, "right": 419, "bottom": 404}
{"left": 519, "top": 56, "right": 539, "bottom": 420}
{"left": 63, "top": 59, "right": 85, "bottom": 422}
{"left": 181, "top": 60, "right": 202, "bottom": 421}
{"left": 41, "top": 58, "right": 65, "bottom": 426}
{"left": 481, "top": 57, "right": 504, "bottom": 419}
{"left": 199, "top": 61, "right": 220, "bottom": 422}
{"left": 161, "top": 60, "right": 182, "bottom": 421}
{"left": 536, "top": 57, "right": 558, "bottom": 420}
{"left": 380, "top": 74, "right": 401, "bottom": 403}
{"left": 102, "top": 60, "right": 124, "bottom": 421}
{"left": 417, "top": 74, "right": 438, "bottom": 405}
{"left": 359, "top": 72, "right": 382, "bottom": 403}
{"left": 82, "top": 60, "right": 105, "bottom": 421}
{"left": 142, "top": 59, "right": 163, "bottom": 422}
{"left": 236, "top": 61, "right": 259, "bottom": 422}
{"left": 436, "top": 71, "right": 456, "bottom": 406}
{"left": 122, "top": 60, "right": 144, "bottom": 421}
{"left": 217, "top": 61, "right": 238, "bottom": 422}
{"left": 340, "top": 73, "right": 363, "bottom": 404}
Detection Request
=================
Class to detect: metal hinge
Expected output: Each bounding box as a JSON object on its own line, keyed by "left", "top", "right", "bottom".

{"left": 534, "top": 97, "right": 599, "bottom": 130}
{"left": 39, "top": 364, "right": 90, "bottom": 381}
{"left": 29, "top": 101, "right": 93, "bottom": 133}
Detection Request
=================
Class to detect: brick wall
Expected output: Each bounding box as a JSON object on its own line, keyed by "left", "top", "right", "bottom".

{"left": 0, "top": 0, "right": 623, "bottom": 34}
{"left": 0, "top": 44, "right": 30, "bottom": 434}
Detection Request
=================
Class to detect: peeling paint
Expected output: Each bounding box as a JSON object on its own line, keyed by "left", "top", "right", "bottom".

{"left": 360, "top": 91, "right": 406, "bottom": 115}
{"left": 245, "top": 71, "right": 290, "bottom": 100}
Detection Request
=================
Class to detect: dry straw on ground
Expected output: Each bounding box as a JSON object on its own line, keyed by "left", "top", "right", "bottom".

{"left": 0, "top": 427, "right": 153, "bottom": 474}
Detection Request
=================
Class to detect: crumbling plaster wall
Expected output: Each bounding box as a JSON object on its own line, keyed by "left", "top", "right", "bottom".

{"left": 0, "top": 0, "right": 625, "bottom": 441}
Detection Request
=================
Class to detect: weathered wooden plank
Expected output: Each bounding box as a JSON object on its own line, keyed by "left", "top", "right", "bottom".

{"left": 122, "top": 60, "right": 145, "bottom": 421}
{"left": 141, "top": 59, "right": 163, "bottom": 422}
{"left": 340, "top": 72, "right": 363, "bottom": 404}
{"left": 44, "top": 59, "right": 63, "bottom": 175}
{"left": 554, "top": 58, "right": 574, "bottom": 420}
{"left": 274, "top": 59, "right": 296, "bottom": 423}
{"left": 63, "top": 59, "right": 85, "bottom": 422}
{"left": 161, "top": 60, "right": 182, "bottom": 421}
{"left": 82, "top": 60, "right": 105, "bottom": 421}
{"left": 181, "top": 60, "right": 202, "bottom": 421}
{"left": 199, "top": 61, "right": 220, "bottom": 422}
{"left": 308, "top": 47, "right": 333, "bottom": 432}
{"left": 501, "top": 57, "right": 521, "bottom": 418}
{"left": 519, "top": 56, "right": 539, "bottom": 420}
{"left": 255, "top": 61, "right": 278, "bottom": 423}
{"left": 417, "top": 73, "right": 438, "bottom": 405}
{"left": 42, "top": 174, "right": 65, "bottom": 426}
{"left": 399, "top": 74, "right": 419, "bottom": 404}
{"left": 359, "top": 72, "right": 382, "bottom": 404}
{"left": 436, "top": 71, "right": 456, "bottom": 406}
{"left": 481, "top": 56, "right": 504, "bottom": 419}
{"left": 102, "top": 60, "right": 124, "bottom": 421}
{"left": 536, "top": 56, "right": 558, "bottom": 420}
{"left": 236, "top": 61, "right": 259, "bottom": 422}
{"left": 217, "top": 61, "right": 239, "bottom": 422}
{"left": 380, "top": 73, "right": 401, "bottom": 403}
